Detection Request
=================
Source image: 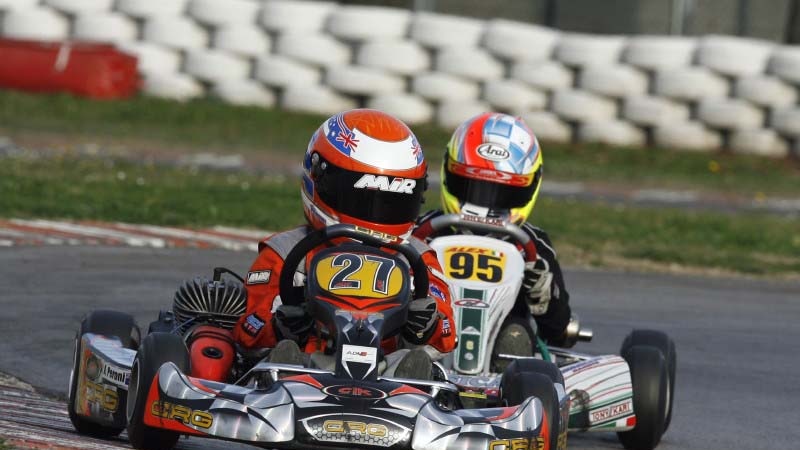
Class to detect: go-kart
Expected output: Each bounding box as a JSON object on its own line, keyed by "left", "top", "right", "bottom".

{"left": 68, "top": 224, "right": 568, "bottom": 450}
{"left": 416, "top": 214, "right": 677, "bottom": 450}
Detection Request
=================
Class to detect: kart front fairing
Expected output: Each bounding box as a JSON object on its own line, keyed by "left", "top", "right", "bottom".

{"left": 143, "top": 361, "right": 548, "bottom": 450}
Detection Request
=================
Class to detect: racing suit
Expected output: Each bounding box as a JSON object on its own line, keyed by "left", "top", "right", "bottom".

{"left": 233, "top": 225, "right": 457, "bottom": 355}
{"left": 413, "top": 210, "right": 571, "bottom": 344}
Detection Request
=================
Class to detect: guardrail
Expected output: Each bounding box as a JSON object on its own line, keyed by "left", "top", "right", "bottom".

{"left": 1, "top": 0, "right": 798, "bottom": 157}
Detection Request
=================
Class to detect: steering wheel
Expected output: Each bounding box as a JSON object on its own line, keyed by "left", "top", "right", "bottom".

{"left": 414, "top": 214, "right": 538, "bottom": 260}
{"left": 279, "top": 224, "right": 430, "bottom": 306}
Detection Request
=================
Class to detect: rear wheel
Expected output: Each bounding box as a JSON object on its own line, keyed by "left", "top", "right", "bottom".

{"left": 68, "top": 310, "right": 140, "bottom": 438}
{"left": 501, "top": 359, "right": 566, "bottom": 450}
{"left": 126, "top": 332, "right": 190, "bottom": 450}
{"left": 617, "top": 346, "right": 668, "bottom": 450}
{"left": 622, "top": 329, "right": 676, "bottom": 431}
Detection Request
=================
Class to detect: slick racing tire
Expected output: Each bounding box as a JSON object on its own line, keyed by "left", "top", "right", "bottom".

{"left": 68, "top": 310, "right": 140, "bottom": 438}
{"left": 622, "top": 330, "right": 676, "bottom": 432}
{"left": 126, "top": 332, "right": 190, "bottom": 450}
{"left": 501, "top": 362, "right": 564, "bottom": 450}
{"left": 617, "top": 346, "right": 668, "bottom": 450}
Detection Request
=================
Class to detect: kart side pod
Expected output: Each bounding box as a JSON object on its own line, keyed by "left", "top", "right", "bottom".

{"left": 186, "top": 325, "right": 235, "bottom": 382}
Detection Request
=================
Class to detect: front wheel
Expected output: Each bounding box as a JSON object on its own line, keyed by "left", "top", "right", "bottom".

{"left": 617, "top": 346, "right": 668, "bottom": 450}
{"left": 68, "top": 310, "right": 140, "bottom": 438}
{"left": 501, "top": 359, "right": 567, "bottom": 450}
{"left": 622, "top": 329, "right": 676, "bottom": 432}
{"left": 126, "top": 332, "right": 190, "bottom": 450}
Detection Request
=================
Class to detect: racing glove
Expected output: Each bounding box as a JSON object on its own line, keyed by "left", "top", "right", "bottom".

{"left": 520, "top": 257, "right": 553, "bottom": 316}
{"left": 403, "top": 297, "right": 439, "bottom": 345}
{"left": 273, "top": 304, "right": 313, "bottom": 344}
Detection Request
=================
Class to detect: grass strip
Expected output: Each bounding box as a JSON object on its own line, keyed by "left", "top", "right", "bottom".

{"left": 1, "top": 90, "right": 799, "bottom": 196}
{"left": 2, "top": 156, "right": 798, "bottom": 276}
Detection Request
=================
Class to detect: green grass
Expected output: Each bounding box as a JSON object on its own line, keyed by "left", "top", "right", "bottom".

{"left": 2, "top": 156, "right": 798, "bottom": 276}
{"left": 1, "top": 90, "right": 799, "bottom": 196}
{"left": 0, "top": 437, "right": 13, "bottom": 450}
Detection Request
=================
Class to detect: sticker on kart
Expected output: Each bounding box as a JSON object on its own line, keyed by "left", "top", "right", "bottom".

{"left": 314, "top": 252, "right": 405, "bottom": 298}
{"left": 443, "top": 246, "right": 506, "bottom": 283}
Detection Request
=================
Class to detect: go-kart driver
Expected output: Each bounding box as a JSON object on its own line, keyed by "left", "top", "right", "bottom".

{"left": 233, "top": 109, "right": 456, "bottom": 379}
{"left": 413, "top": 112, "right": 572, "bottom": 359}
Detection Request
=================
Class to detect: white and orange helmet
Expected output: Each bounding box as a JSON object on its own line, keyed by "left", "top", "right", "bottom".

{"left": 302, "top": 109, "right": 428, "bottom": 239}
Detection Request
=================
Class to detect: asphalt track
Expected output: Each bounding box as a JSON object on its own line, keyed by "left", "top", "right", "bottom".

{"left": 1, "top": 245, "right": 799, "bottom": 450}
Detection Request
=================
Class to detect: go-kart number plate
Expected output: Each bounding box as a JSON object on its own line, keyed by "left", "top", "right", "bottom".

{"left": 315, "top": 252, "right": 405, "bottom": 298}
{"left": 444, "top": 246, "right": 506, "bottom": 283}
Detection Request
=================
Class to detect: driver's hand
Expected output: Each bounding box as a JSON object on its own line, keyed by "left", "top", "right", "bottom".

{"left": 403, "top": 297, "right": 438, "bottom": 345}
{"left": 520, "top": 257, "right": 553, "bottom": 316}
{"left": 273, "top": 304, "right": 313, "bottom": 344}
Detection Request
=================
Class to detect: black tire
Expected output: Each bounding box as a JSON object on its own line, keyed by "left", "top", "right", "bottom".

{"left": 68, "top": 310, "right": 140, "bottom": 438}
{"left": 491, "top": 316, "right": 536, "bottom": 373}
{"left": 501, "top": 359, "right": 565, "bottom": 450}
{"left": 621, "top": 330, "right": 676, "bottom": 432}
{"left": 617, "top": 346, "right": 668, "bottom": 450}
{"left": 126, "top": 332, "right": 190, "bottom": 450}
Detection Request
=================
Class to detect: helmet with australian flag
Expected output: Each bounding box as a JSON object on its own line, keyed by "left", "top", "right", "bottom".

{"left": 441, "top": 112, "right": 543, "bottom": 225}
{"left": 302, "top": 109, "right": 428, "bottom": 239}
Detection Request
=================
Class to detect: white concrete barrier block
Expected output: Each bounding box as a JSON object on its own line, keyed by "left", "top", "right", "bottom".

{"left": 412, "top": 72, "right": 480, "bottom": 102}
{"left": 730, "top": 129, "right": 789, "bottom": 157}
{"left": 143, "top": 16, "right": 209, "bottom": 51}
{"left": 274, "top": 33, "right": 351, "bottom": 68}
{"left": 437, "top": 100, "right": 491, "bottom": 130}
{"left": 409, "top": 12, "right": 484, "bottom": 49}
{"left": 116, "top": 0, "right": 187, "bottom": 19}
{"left": 260, "top": 0, "right": 334, "bottom": 33}
{"left": 697, "top": 35, "right": 774, "bottom": 77}
{"left": 555, "top": 33, "right": 626, "bottom": 67}
{"left": 72, "top": 13, "right": 138, "bottom": 44}
{"left": 510, "top": 60, "right": 573, "bottom": 91}
{"left": 519, "top": 111, "right": 572, "bottom": 143}
{"left": 185, "top": 49, "right": 251, "bottom": 83}
{"left": 623, "top": 36, "right": 697, "bottom": 71}
{"left": 356, "top": 40, "right": 430, "bottom": 75}
{"left": 367, "top": 93, "right": 434, "bottom": 124}
{"left": 143, "top": 73, "right": 204, "bottom": 101}
{"left": 211, "top": 79, "right": 276, "bottom": 107}
{"left": 769, "top": 46, "right": 800, "bottom": 85}
{"left": 326, "top": 65, "right": 406, "bottom": 96}
{"left": 2, "top": 7, "right": 69, "bottom": 41}
{"left": 551, "top": 89, "right": 617, "bottom": 123}
{"left": 188, "top": 0, "right": 260, "bottom": 26}
{"left": 579, "top": 65, "right": 648, "bottom": 98}
{"left": 622, "top": 95, "right": 690, "bottom": 126}
{"left": 483, "top": 79, "right": 547, "bottom": 113}
{"left": 117, "top": 42, "right": 182, "bottom": 76}
{"left": 483, "top": 19, "right": 559, "bottom": 61}
{"left": 771, "top": 107, "right": 800, "bottom": 137}
{"left": 435, "top": 47, "right": 504, "bottom": 82}
{"left": 327, "top": 6, "right": 410, "bottom": 42}
{"left": 654, "top": 67, "right": 729, "bottom": 101}
{"left": 0, "top": 0, "right": 40, "bottom": 11}
{"left": 44, "top": 0, "right": 113, "bottom": 14}
{"left": 213, "top": 25, "right": 270, "bottom": 58}
{"left": 654, "top": 121, "right": 722, "bottom": 151}
{"left": 577, "top": 120, "right": 646, "bottom": 147}
{"left": 254, "top": 54, "right": 321, "bottom": 88}
{"left": 282, "top": 84, "right": 357, "bottom": 116}
{"left": 697, "top": 97, "right": 764, "bottom": 130}
{"left": 734, "top": 75, "right": 797, "bottom": 108}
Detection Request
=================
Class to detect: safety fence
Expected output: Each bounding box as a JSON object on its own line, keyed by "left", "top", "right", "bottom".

{"left": 1, "top": 0, "right": 799, "bottom": 157}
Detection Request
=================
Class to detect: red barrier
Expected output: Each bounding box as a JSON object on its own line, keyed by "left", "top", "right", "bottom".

{"left": 0, "top": 38, "right": 140, "bottom": 99}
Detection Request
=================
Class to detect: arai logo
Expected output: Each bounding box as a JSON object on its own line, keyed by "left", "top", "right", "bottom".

{"left": 476, "top": 143, "right": 510, "bottom": 161}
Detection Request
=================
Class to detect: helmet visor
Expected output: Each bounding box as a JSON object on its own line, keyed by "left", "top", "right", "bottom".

{"left": 316, "top": 163, "right": 426, "bottom": 225}
{"left": 444, "top": 160, "right": 540, "bottom": 210}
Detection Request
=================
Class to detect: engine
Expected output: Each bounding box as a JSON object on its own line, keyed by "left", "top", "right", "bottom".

{"left": 172, "top": 277, "right": 247, "bottom": 333}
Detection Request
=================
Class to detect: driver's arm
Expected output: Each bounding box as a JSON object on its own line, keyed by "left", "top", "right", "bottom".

{"left": 233, "top": 247, "right": 285, "bottom": 349}
{"left": 420, "top": 249, "right": 457, "bottom": 354}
